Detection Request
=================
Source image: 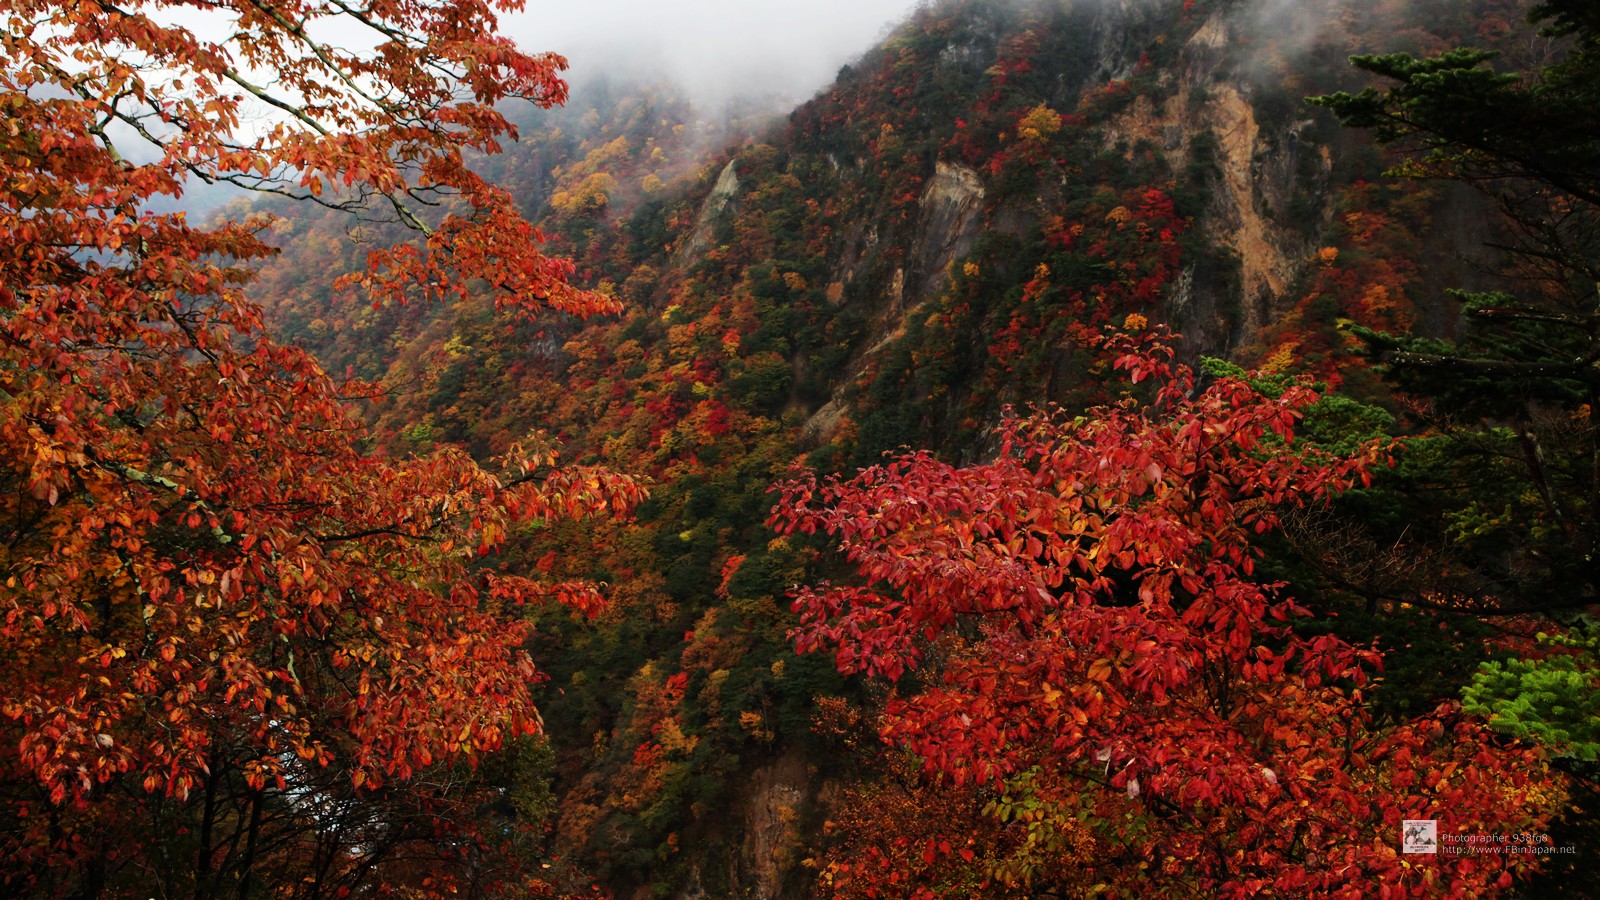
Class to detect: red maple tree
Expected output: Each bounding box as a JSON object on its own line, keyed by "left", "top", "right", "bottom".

{"left": 773, "top": 331, "right": 1563, "bottom": 897}
{"left": 1, "top": 0, "right": 637, "bottom": 893}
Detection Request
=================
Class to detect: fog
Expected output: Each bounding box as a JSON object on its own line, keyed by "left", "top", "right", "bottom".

{"left": 503, "top": 0, "right": 926, "bottom": 112}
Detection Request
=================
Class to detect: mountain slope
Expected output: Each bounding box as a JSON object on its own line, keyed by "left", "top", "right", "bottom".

{"left": 246, "top": 0, "right": 1558, "bottom": 894}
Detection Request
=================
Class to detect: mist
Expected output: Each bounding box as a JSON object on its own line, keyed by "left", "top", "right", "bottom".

{"left": 503, "top": 0, "right": 926, "bottom": 113}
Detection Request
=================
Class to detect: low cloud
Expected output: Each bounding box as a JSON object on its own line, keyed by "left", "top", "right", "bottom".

{"left": 504, "top": 0, "right": 925, "bottom": 112}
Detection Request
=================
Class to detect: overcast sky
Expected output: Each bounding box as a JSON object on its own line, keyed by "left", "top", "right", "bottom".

{"left": 503, "top": 0, "right": 926, "bottom": 109}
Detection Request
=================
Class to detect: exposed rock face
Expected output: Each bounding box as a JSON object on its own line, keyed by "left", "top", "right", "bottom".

{"left": 1203, "top": 81, "right": 1298, "bottom": 337}
{"left": 1084, "top": 0, "right": 1178, "bottom": 82}
{"left": 802, "top": 161, "right": 986, "bottom": 444}
{"left": 911, "top": 161, "right": 987, "bottom": 294}
{"left": 1097, "top": 9, "right": 1339, "bottom": 354}
{"left": 676, "top": 159, "right": 742, "bottom": 264}
{"left": 733, "top": 752, "right": 809, "bottom": 898}
{"left": 665, "top": 752, "right": 814, "bottom": 900}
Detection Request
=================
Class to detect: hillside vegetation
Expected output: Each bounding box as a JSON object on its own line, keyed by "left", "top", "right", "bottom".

{"left": 5, "top": 0, "right": 1596, "bottom": 896}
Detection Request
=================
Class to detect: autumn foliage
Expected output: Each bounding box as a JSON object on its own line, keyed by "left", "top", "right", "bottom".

{"left": 0, "top": 0, "right": 638, "bottom": 893}
{"left": 1, "top": 0, "right": 1580, "bottom": 893}
{"left": 773, "top": 333, "right": 1561, "bottom": 896}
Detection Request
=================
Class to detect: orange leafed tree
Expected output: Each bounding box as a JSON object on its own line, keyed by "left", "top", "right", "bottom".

{"left": 0, "top": 0, "right": 638, "bottom": 894}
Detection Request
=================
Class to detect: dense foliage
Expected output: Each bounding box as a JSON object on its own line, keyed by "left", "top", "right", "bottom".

{"left": 8, "top": 0, "right": 1595, "bottom": 895}
{"left": 774, "top": 334, "right": 1558, "bottom": 896}
{"left": 245, "top": 0, "right": 1587, "bottom": 894}
{"left": 0, "top": 0, "right": 637, "bottom": 894}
